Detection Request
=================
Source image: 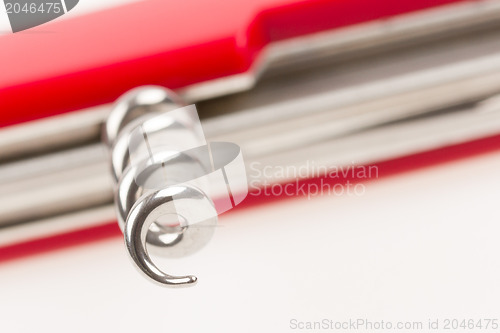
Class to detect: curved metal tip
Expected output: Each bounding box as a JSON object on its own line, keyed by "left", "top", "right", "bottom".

{"left": 124, "top": 204, "right": 200, "bottom": 287}
{"left": 124, "top": 186, "right": 215, "bottom": 287}
{"left": 173, "top": 275, "right": 198, "bottom": 287}
{"left": 153, "top": 274, "right": 198, "bottom": 288}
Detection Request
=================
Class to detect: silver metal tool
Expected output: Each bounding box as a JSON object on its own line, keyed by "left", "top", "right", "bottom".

{"left": 104, "top": 86, "right": 247, "bottom": 286}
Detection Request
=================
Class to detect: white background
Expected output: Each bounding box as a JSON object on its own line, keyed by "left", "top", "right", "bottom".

{"left": 0, "top": 150, "right": 499, "bottom": 332}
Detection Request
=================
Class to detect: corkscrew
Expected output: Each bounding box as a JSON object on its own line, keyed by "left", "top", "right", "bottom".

{"left": 103, "top": 86, "right": 248, "bottom": 287}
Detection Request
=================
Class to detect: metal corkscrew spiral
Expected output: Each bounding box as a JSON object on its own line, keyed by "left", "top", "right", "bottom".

{"left": 102, "top": 86, "right": 221, "bottom": 287}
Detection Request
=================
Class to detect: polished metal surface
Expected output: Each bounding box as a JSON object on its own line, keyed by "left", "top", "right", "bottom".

{"left": 115, "top": 154, "right": 205, "bottom": 246}
{"left": 103, "top": 86, "right": 183, "bottom": 147}
{"left": 105, "top": 87, "right": 220, "bottom": 287}
{"left": 125, "top": 185, "right": 217, "bottom": 286}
